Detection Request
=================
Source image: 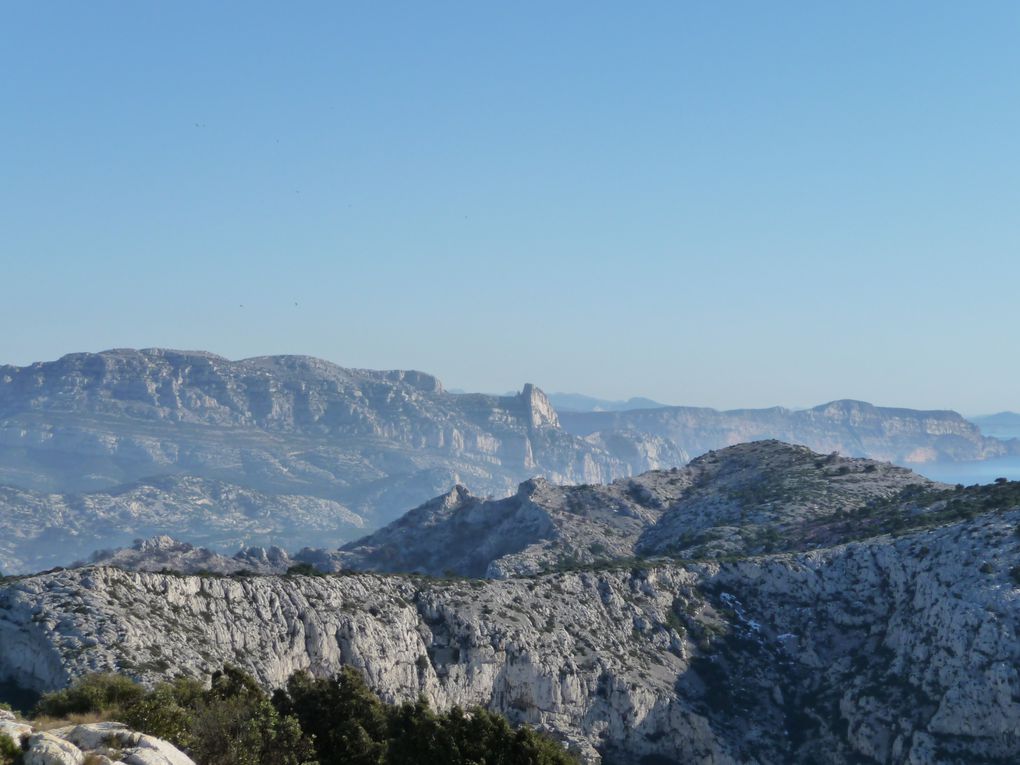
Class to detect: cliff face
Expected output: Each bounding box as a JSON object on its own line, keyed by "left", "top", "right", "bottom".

{"left": 0, "top": 349, "right": 681, "bottom": 568}
{"left": 2, "top": 503, "right": 1020, "bottom": 764}
{"left": 560, "top": 398, "right": 1019, "bottom": 464}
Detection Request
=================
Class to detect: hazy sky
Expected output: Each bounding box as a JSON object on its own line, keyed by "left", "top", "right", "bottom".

{"left": 3, "top": 3, "right": 1018, "bottom": 413}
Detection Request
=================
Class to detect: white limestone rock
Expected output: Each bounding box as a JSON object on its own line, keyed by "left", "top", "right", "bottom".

{"left": 4, "top": 721, "right": 193, "bottom": 765}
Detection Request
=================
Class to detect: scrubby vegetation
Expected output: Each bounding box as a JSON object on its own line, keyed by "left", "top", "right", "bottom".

{"left": 0, "top": 732, "right": 20, "bottom": 765}
{"left": 26, "top": 666, "right": 578, "bottom": 765}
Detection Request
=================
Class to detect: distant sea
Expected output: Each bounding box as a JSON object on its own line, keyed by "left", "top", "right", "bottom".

{"left": 908, "top": 455, "right": 1020, "bottom": 486}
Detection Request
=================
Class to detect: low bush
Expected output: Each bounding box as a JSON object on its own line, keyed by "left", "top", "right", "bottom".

{"left": 31, "top": 665, "right": 578, "bottom": 765}
{"left": 0, "top": 733, "right": 21, "bottom": 765}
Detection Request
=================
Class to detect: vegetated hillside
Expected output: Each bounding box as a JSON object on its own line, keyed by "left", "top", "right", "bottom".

{"left": 3, "top": 475, "right": 1020, "bottom": 764}
{"left": 0, "top": 475, "right": 363, "bottom": 575}
{"left": 0, "top": 348, "right": 683, "bottom": 527}
{"left": 560, "top": 398, "right": 1020, "bottom": 464}
{"left": 331, "top": 441, "right": 940, "bottom": 578}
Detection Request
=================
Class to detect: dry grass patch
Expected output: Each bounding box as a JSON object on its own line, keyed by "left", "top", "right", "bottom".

{"left": 29, "top": 710, "right": 117, "bottom": 731}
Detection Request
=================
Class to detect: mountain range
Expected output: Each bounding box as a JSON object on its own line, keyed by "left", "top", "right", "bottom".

{"left": 545, "top": 393, "right": 668, "bottom": 412}
{"left": 0, "top": 349, "right": 681, "bottom": 565}
{"left": 559, "top": 399, "right": 1019, "bottom": 464}
{"left": 2, "top": 349, "right": 1019, "bottom": 574}
{"left": 970, "top": 411, "right": 1020, "bottom": 440}
{"left": 3, "top": 440, "right": 1020, "bottom": 764}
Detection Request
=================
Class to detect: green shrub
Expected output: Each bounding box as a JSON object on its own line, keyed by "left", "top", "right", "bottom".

{"left": 0, "top": 733, "right": 22, "bottom": 765}
{"left": 274, "top": 666, "right": 578, "bottom": 765}
{"left": 275, "top": 668, "right": 388, "bottom": 765}
{"left": 34, "top": 673, "right": 145, "bottom": 718}
{"left": 29, "top": 664, "right": 578, "bottom": 765}
{"left": 121, "top": 683, "right": 196, "bottom": 751}
{"left": 285, "top": 563, "right": 323, "bottom": 577}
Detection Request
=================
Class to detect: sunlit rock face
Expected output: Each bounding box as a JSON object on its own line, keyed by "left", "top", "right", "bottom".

{"left": 0, "top": 348, "right": 683, "bottom": 573}
{"left": 0, "top": 718, "right": 194, "bottom": 765}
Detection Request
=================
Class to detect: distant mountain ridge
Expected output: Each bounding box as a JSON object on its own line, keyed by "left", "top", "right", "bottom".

{"left": 0, "top": 349, "right": 682, "bottom": 547}
{"left": 0, "top": 475, "right": 364, "bottom": 574}
{"left": 970, "top": 411, "right": 1020, "bottom": 440}
{"left": 559, "top": 398, "right": 1020, "bottom": 465}
{"left": 2, "top": 348, "right": 1017, "bottom": 575}
{"left": 546, "top": 393, "right": 667, "bottom": 412}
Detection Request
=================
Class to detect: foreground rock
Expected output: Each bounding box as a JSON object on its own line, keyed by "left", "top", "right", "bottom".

{"left": 0, "top": 718, "right": 193, "bottom": 765}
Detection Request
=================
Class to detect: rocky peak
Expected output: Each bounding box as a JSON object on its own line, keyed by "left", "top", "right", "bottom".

{"left": 136, "top": 535, "right": 189, "bottom": 553}
{"left": 519, "top": 383, "right": 559, "bottom": 429}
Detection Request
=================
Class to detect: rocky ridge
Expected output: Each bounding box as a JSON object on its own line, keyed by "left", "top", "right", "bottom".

{"left": 332, "top": 442, "right": 939, "bottom": 577}
{"left": 560, "top": 399, "right": 1020, "bottom": 464}
{"left": 80, "top": 536, "right": 294, "bottom": 576}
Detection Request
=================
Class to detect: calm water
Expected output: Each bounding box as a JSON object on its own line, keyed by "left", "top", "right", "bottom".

{"left": 908, "top": 455, "right": 1020, "bottom": 486}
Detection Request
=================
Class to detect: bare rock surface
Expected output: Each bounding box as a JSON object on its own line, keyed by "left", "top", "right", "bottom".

{"left": 81, "top": 536, "right": 293, "bottom": 576}
{"left": 0, "top": 720, "right": 192, "bottom": 765}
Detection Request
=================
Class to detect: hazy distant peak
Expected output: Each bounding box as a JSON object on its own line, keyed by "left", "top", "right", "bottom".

{"left": 810, "top": 399, "right": 962, "bottom": 418}
{"left": 547, "top": 392, "right": 668, "bottom": 412}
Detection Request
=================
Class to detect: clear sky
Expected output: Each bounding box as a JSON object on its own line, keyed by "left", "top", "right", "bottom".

{"left": 2, "top": 2, "right": 1018, "bottom": 413}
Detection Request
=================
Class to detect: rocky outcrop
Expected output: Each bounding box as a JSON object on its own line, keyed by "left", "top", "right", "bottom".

{"left": 634, "top": 441, "right": 937, "bottom": 558}
{"left": 81, "top": 536, "right": 293, "bottom": 576}
{"left": 0, "top": 719, "right": 193, "bottom": 765}
{"left": 561, "top": 398, "right": 1020, "bottom": 465}
{"left": 0, "top": 349, "right": 678, "bottom": 540}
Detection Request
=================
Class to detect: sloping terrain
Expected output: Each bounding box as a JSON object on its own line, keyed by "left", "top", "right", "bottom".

{"left": 561, "top": 399, "right": 1020, "bottom": 464}
{"left": 331, "top": 469, "right": 691, "bottom": 578}
{"left": 333, "top": 442, "right": 939, "bottom": 577}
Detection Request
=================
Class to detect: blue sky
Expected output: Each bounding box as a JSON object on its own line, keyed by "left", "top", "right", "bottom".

{"left": 2, "top": 2, "right": 1018, "bottom": 413}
